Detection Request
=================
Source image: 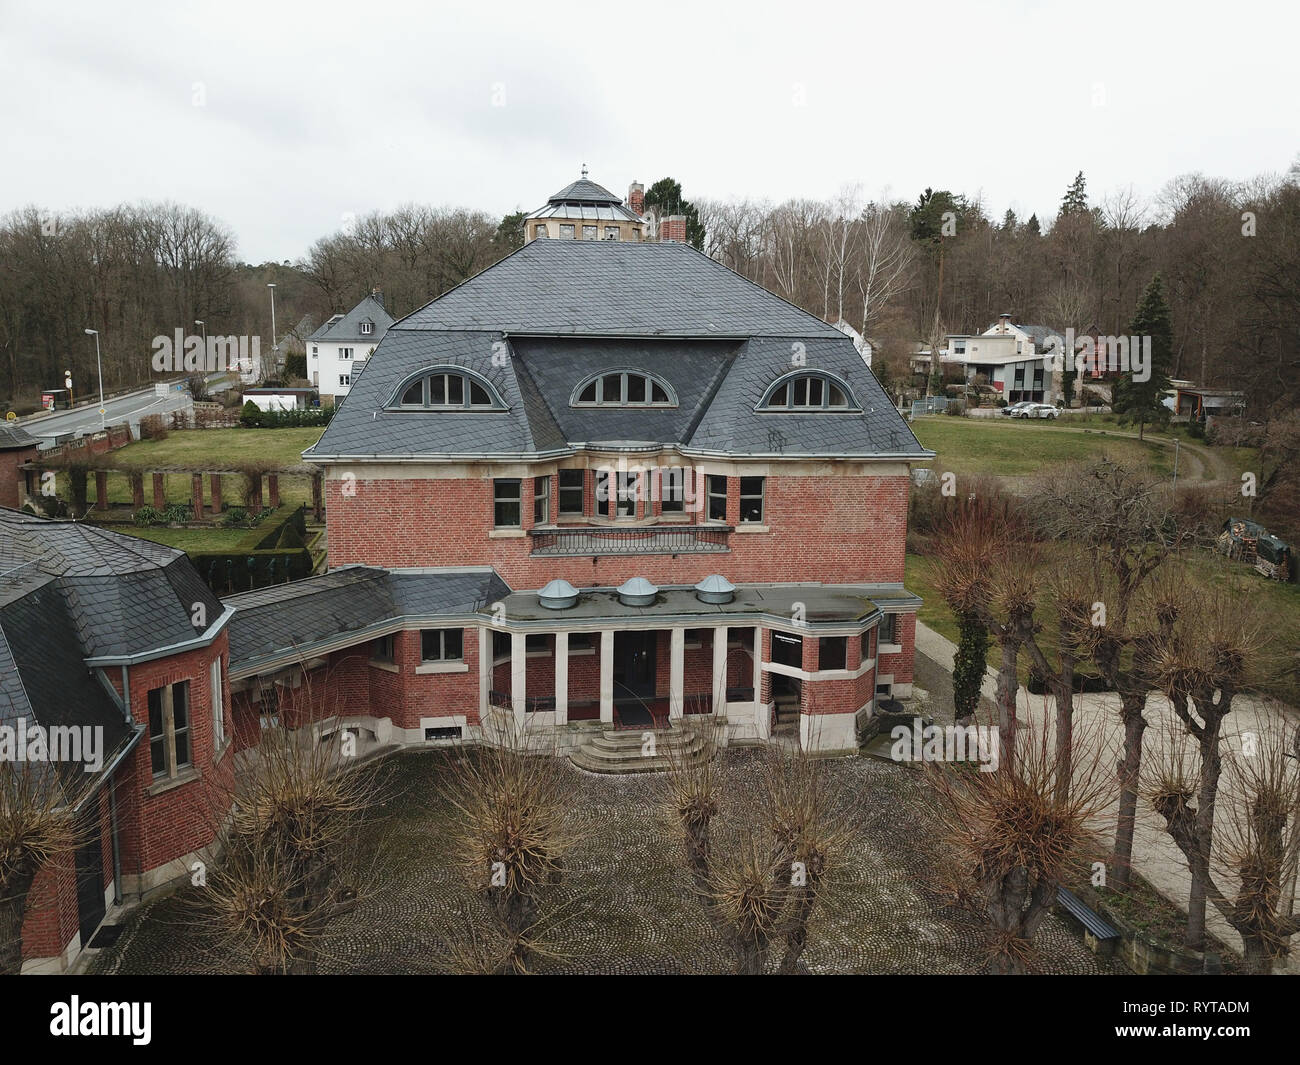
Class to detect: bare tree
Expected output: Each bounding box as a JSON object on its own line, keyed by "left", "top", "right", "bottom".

{"left": 855, "top": 201, "right": 914, "bottom": 337}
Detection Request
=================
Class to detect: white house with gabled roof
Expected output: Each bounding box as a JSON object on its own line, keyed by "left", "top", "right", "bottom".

{"left": 307, "top": 289, "right": 395, "bottom": 405}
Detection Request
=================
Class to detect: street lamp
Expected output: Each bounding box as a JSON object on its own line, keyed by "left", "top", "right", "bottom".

{"left": 195, "top": 319, "right": 207, "bottom": 377}
{"left": 84, "top": 328, "right": 106, "bottom": 430}
{"left": 267, "top": 283, "right": 278, "bottom": 377}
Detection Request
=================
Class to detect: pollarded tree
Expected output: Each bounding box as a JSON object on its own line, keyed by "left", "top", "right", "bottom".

{"left": 1148, "top": 584, "right": 1264, "bottom": 951}
{"left": 929, "top": 722, "right": 1112, "bottom": 973}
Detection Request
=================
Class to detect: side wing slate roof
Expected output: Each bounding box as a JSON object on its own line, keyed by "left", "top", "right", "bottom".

{"left": 0, "top": 422, "right": 37, "bottom": 450}
{"left": 223, "top": 567, "right": 511, "bottom": 671}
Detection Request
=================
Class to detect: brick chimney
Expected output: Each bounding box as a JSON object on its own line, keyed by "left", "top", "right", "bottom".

{"left": 371, "top": 287, "right": 384, "bottom": 309}
{"left": 627, "top": 181, "right": 645, "bottom": 216}
{"left": 997, "top": 312, "right": 1011, "bottom": 334}
{"left": 660, "top": 214, "right": 687, "bottom": 242}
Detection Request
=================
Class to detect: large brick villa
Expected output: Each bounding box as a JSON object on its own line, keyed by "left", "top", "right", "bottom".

{"left": 5, "top": 190, "right": 930, "bottom": 971}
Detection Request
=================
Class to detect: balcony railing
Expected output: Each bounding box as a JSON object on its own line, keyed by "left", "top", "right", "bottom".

{"left": 529, "top": 524, "right": 732, "bottom": 557}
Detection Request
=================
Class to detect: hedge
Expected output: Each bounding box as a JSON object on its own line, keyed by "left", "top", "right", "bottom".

{"left": 238, "top": 403, "right": 333, "bottom": 428}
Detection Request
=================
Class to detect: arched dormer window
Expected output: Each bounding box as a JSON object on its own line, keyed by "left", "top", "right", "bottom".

{"left": 571, "top": 369, "right": 677, "bottom": 407}
{"left": 758, "top": 371, "right": 859, "bottom": 412}
{"left": 390, "top": 367, "right": 507, "bottom": 410}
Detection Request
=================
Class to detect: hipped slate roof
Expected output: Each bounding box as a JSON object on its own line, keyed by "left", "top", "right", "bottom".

{"left": 0, "top": 509, "right": 228, "bottom": 791}
{"left": 223, "top": 565, "right": 510, "bottom": 675}
{"left": 308, "top": 239, "right": 927, "bottom": 461}
{"left": 307, "top": 293, "right": 395, "bottom": 344}
{"left": 0, "top": 421, "right": 38, "bottom": 450}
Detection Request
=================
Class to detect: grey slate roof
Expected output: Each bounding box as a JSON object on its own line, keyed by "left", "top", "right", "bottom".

{"left": 0, "top": 421, "right": 38, "bottom": 450}
{"left": 397, "top": 240, "right": 845, "bottom": 338}
{"left": 223, "top": 565, "right": 511, "bottom": 674}
{"left": 308, "top": 240, "right": 928, "bottom": 461}
{"left": 547, "top": 178, "right": 623, "bottom": 204}
{"left": 307, "top": 294, "right": 395, "bottom": 344}
{"left": 0, "top": 509, "right": 224, "bottom": 658}
{"left": 1014, "top": 324, "right": 1058, "bottom": 353}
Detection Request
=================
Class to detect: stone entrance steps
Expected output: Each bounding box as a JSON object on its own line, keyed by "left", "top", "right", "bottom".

{"left": 569, "top": 725, "right": 714, "bottom": 774}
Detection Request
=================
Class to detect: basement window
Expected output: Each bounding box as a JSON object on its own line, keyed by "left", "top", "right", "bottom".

{"left": 425, "top": 725, "right": 463, "bottom": 741}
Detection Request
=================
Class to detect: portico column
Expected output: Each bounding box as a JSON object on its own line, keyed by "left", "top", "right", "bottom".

{"left": 712, "top": 626, "right": 728, "bottom": 714}
{"left": 511, "top": 632, "right": 527, "bottom": 727}
{"left": 600, "top": 629, "right": 615, "bottom": 724}
{"left": 669, "top": 628, "right": 685, "bottom": 719}
{"left": 478, "top": 627, "right": 491, "bottom": 718}
{"left": 753, "top": 625, "right": 768, "bottom": 740}
{"left": 555, "top": 632, "right": 569, "bottom": 725}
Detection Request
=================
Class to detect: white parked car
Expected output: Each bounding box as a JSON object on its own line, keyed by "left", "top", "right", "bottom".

{"left": 1011, "top": 403, "right": 1060, "bottom": 419}
{"left": 1000, "top": 401, "right": 1035, "bottom": 417}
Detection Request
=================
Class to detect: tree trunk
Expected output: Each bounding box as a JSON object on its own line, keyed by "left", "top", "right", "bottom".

{"left": 994, "top": 634, "right": 1021, "bottom": 769}
{"left": 1112, "top": 694, "right": 1148, "bottom": 891}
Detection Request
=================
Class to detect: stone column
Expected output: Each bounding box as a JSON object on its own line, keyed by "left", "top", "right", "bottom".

{"left": 478, "top": 626, "right": 491, "bottom": 719}
{"left": 267, "top": 473, "right": 280, "bottom": 508}
{"left": 152, "top": 472, "right": 165, "bottom": 509}
{"left": 312, "top": 471, "right": 324, "bottom": 521}
{"left": 600, "top": 629, "right": 615, "bottom": 725}
{"left": 94, "top": 471, "right": 109, "bottom": 511}
{"left": 191, "top": 474, "right": 204, "bottom": 517}
{"left": 130, "top": 472, "right": 144, "bottom": 509}
{"left": 554, "top": 632, "right": 569, "bottom": 726}
{"left": 209, "top": 474, "right": 222, "bottom": 513}
{"left": 511, "top": 631, "right": 527, "bottom": 728}
{"left": 753, "top": 625, "right": 768, "bottom": 740}
{"left": 712, "top": 626, "right": 729, "bottom": 714}
{"left": 669, "top": 628, "right": 685, "bottom": 719}
{"left": 250, "top": 474, "right": 263, "bottom": 510}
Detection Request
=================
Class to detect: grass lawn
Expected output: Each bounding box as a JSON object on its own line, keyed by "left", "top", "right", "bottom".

{"left": 52, "top": 428, "right": 326, "bottom": 509}
{"left": 911, "top": 415, "right": 1174, "bottom": 478}
{"left": 114, "top": 526, "right": 269, "bottom": 552}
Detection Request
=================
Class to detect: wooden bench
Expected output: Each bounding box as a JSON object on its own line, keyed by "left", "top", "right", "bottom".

{"left": 1056, "top": 886, "right": 1120, "bottom": 956}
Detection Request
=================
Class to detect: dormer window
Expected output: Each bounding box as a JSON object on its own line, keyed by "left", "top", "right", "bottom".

{"left": 759, "top": 371, "right": 858, "bottom": 411}
{"left": 391, "top": 367, "right": 506, "bottom": 410}
{"left": 571, "top": 370, "right": 677, "bottom": 408}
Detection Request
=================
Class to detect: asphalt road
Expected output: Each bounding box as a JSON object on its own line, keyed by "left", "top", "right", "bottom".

{"left": 17, "top": 377, "right": 231, "bottom": 440}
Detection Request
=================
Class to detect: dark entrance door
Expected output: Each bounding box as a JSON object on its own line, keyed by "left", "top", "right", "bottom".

{"left": 613, "top": 631, "right": 657, "bottom": 702}
{"left": 74, "top": 795, "right": 106, "bottom": 947}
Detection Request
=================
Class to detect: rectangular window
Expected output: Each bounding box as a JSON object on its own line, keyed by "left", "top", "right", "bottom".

{"left": 582, "top": 225, "right": 597, "bottom": 240}
{"left": 706, "top": 475, "right": 727, "bottom": 522}
{"left": 339, "top": 374, "right": 350, "bottom": 387}
{"left": 210, "top": 658, "right": 225, "bottom": 752}
{"left": 311, "top": 345, "right": 318, "bottom": 357}
{"left": 559, "top": 224, "right": 575, "bottom": 238}
{"left": 373, "top": 633, "right": 395, "bottom": 663}
{"left": 615, "top": 471, "right": 637, "bottom": 518}
{"left": 771, "top": 631, "right": 802, "bottom": 669}
{"left": 492, "top": 630, "right": 510, "bottom": 660}
{"left": 739, "top": 477, "right": 765, "bottom": 523}
{"left": 340, "top": 348, "right": 353, "bottom": 360}
{"left": 860, "top": 630, "right": 873, "bottom": 664}
{"left": 568, "top": 632, "right": 594, "bottom": 651}
{"left": 605, "top": 226, "right": 619, "bottom": 240}
{"left": 533, "top": 476, "right": 550, "bottom": 525}
{"left": 534, "top": 225, "right": 548, "bottom": 239}
{"left": 494, "top": 478, "right": 521, "bottom": 527}
{"left": 525, "top": 634, "right": 551, "bottom": 654}
{"left": 660, "top": 467, "right": 684, "bottom": 513}
{"left": 879, "top": 614, "right": 898, "bottom": 646}
{"left": 147, "top": 681, "right": 192, "bottom": 779}
{"left": 558, "top": 469, "right": 585, "bottom": 515}
{"left": 421, "top": 628, "right": 463, "bottom": 662}
{"left": 818, "top": 636, "right": 847, "bottom": 671}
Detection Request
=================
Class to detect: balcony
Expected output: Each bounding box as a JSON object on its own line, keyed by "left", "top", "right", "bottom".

{"left": 529, "top": 524, "right": 732, "bottom": 557}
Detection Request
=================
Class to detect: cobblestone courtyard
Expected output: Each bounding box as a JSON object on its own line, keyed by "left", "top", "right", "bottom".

{"left": 89, "top": 748, "right": 1118, "bottom": 975}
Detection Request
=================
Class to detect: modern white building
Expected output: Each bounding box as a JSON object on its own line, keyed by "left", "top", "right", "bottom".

{"left": 944, "top": 314, "right": 1062, "bottom": 405}
{"left": 307, "top": 290, "right": 395, "bottom": 406}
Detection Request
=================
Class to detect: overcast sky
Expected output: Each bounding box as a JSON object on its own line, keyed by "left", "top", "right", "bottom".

{"left": 2, "top": 0, "right": 1295, "bottom": 264}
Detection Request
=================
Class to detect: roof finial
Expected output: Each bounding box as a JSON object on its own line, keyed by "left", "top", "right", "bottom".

{"left": 581, "top": 162, "right": 588, "bottom": 179}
